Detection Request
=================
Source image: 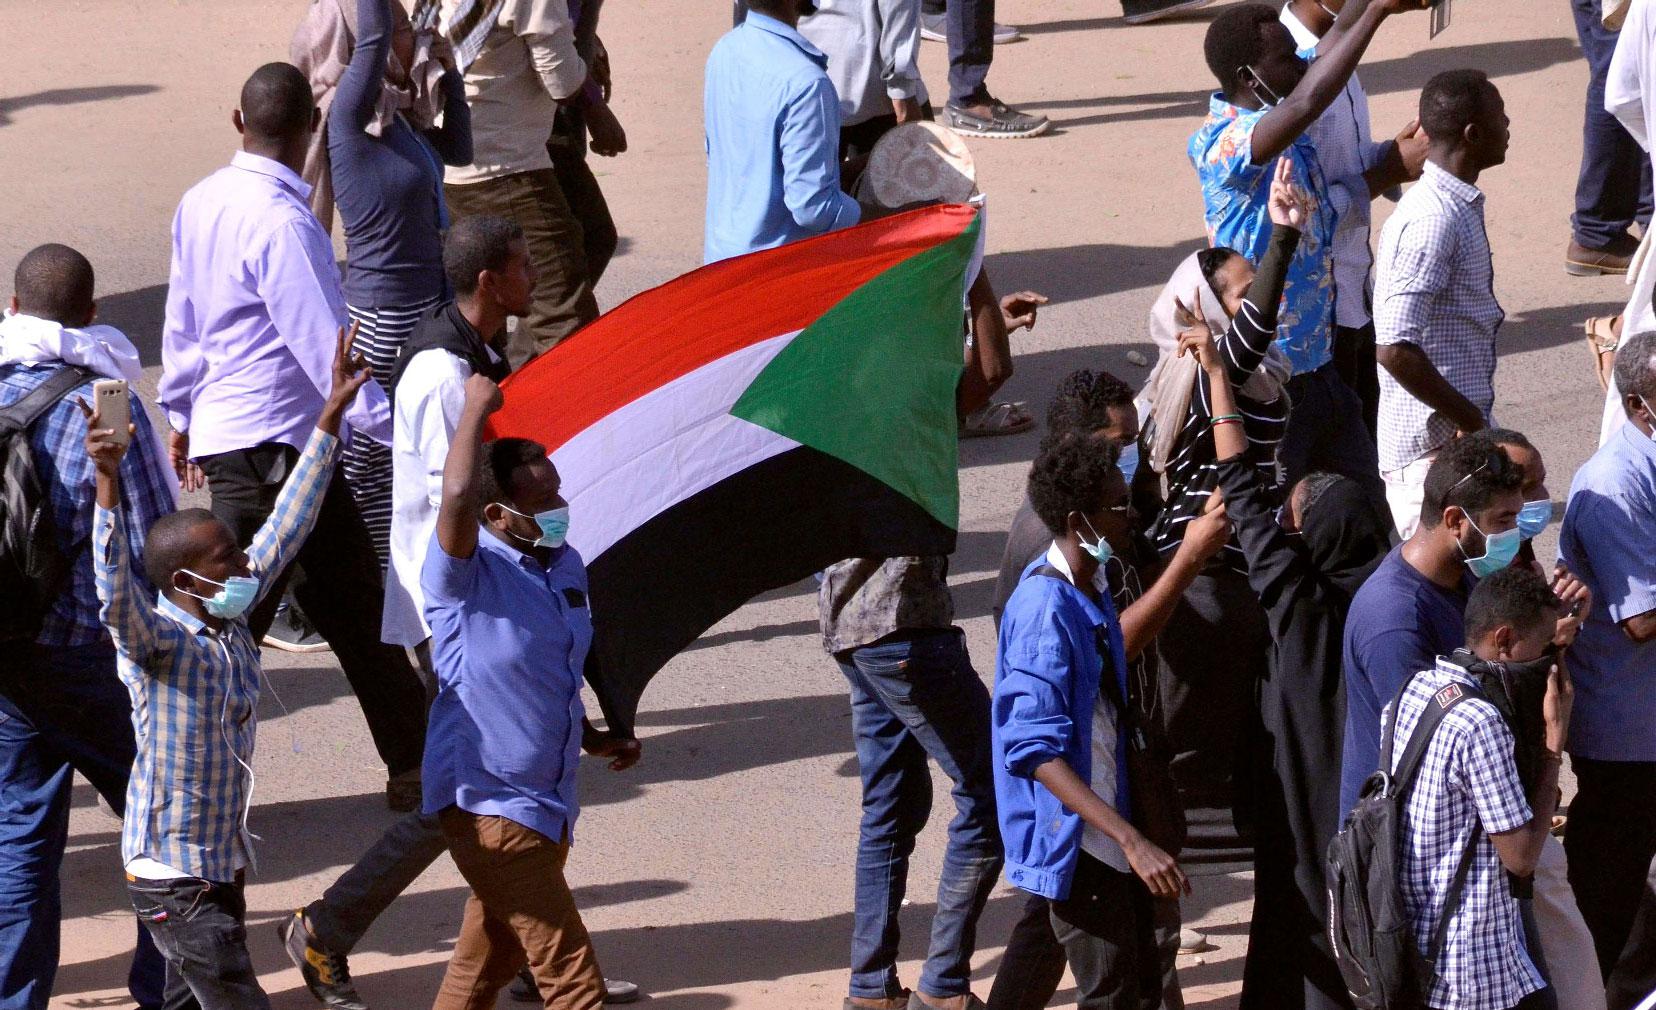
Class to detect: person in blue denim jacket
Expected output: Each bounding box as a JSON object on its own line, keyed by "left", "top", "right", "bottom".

{"left": 991, "top": 433, "right": 1190, "bottom": 1009}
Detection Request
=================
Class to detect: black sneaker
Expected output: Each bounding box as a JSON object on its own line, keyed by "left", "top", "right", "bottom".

{"left": 508, "top": 967, "right": 641, "bottom": 1004}
{"left": 943, "top": 100, "right": 1050, "bottom": 140}
{"left": 279, "top": 911, "right": 369, "bottom": 1010}
{"left": 263, "top": 601, "right": 332, "bottom": 654}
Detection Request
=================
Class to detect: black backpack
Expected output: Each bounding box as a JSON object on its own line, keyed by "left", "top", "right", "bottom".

{"left": 0, "top": 366, "right": 95, "bottom": 645}
{"left": 1326, "top": 673, "right": 1484, "bottom": 1010}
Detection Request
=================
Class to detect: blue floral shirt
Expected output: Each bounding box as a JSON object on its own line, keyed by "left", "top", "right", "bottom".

{"left": 1189, "top": 93, "right": 1338, "bottom": 375}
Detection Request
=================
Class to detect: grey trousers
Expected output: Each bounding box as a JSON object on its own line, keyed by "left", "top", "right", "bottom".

{"left": 306, "top": 811, "right": 448, "bottom": 953}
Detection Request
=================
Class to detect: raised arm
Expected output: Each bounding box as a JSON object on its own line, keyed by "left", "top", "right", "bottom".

{"left": 434, "top": 374, "right": 505, "bottom": 561}
{"left": 1250, "top": 0, "right": 1412, "bottom": 164}
{"left": 334, "top": 0, "right": 392, "bottom": 134}
{"left": 84, "top": 406, "right": 160, "bottom": 664}
{"left": 1487, "top": 661, "right": 1569, "bottom": 878}
{"left": 243, "top": 327, "right": 370, "bottom": 597}
{"left": 1213, "top": 159, "right": 1306, "bottom": 387}
{"left": 426, "top": 66, "right": 474, "bottom": 166}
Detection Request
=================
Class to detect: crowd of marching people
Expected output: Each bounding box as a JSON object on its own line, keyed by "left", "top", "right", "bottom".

{"left": 0, "top": 0, "right": 1654, "bottom": 1009}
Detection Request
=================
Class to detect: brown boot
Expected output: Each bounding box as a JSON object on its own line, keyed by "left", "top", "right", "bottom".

{"left": 1566, "top": 234, "right": 1639, "bottom": 276}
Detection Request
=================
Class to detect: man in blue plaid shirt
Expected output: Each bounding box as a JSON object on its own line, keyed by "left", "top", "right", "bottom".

{"left": 1388, "top": 567, "right": 1572, "bottom": 1010}
{"left": 88, "top": 327, "right": 370, "bottom": 1010}
{"left": 0, "top": 244, "right": 174, "bottom": 1010}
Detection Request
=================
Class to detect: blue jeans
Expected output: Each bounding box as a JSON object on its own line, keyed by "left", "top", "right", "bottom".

{"left": 837, "top": 628, "right": 1003, "bottom": 999}
{"left": 1571, "top": 0, "right": 1653, "bottom": 249}
{"left": 0, "top": 642, "right": 163, "bottom": 1010}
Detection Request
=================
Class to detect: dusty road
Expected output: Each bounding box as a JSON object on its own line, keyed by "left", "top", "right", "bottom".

{"left": 0, "top": 0, "right": 1625, "bottom": 1006}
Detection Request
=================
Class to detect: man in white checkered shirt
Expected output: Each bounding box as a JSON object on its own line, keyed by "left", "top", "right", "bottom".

{"left": 1387, "top": 566, "right": 1571, "bottom": 1010}
{"left": 1374, "top": 69, "right": 1509, "bottom": 538}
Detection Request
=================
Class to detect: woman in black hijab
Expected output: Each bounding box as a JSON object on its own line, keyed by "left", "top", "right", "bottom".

{"left": 1177, "top": 312, "right": 1390, "bottom": 1010}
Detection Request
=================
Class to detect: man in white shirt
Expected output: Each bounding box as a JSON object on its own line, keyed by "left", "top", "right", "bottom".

{"left": 797, "top": 0, "right": 931, "bottom": 165}
{"left": 1279, "top": 0, "right": 1428, "bottom": 435}
{"left": 277, "top": 215, "right": 536, "bottom": 1010}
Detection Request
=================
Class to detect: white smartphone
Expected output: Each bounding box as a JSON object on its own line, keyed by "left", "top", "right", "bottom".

{"left": 92, "top": 379, "right": 131, "bottom": 447}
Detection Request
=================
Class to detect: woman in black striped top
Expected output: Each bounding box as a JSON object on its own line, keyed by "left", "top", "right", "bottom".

{"left": 1144, "top": 160, "right": 1308, "bottom": 573}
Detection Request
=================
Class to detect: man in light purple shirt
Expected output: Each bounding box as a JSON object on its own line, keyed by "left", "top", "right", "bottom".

{"left": 158, "top": 63, "right": 429, "bottom": 811}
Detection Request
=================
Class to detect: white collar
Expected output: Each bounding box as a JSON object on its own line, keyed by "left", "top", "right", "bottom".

{"left": 1279, "top": 4, "right": 1321, "bottom": 52}
{"left": 1044, "top": 541, "right": 1108, "bottom": 596}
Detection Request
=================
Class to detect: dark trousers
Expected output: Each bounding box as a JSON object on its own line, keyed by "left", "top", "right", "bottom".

{"left": 836, "top": 628, "right": 1003, "bottom": 999}
{"left": 1606, "top": 857, "right": 1656, "bottom": 1010}
{"left": 1277, "top": 362, "right": 1388, "bottom": 526}
{"left": 445, "top": 169, "right": 599, "bottom": 370}
{"left": 1564, "top": 756, "right": 1656, "bottom": 981}
{"left": 127, "top": 876, "right": 269, "bottom": 1010}
{"left": 987, "top": 890, "right": 1183, "bottom": 1010}
{"left": 988, "top": 855, "right": 1160, "bottom": 1010}
{"left": 921, "top": 0, "right": 994, "bottom": 106}
{"left": 549, "top": 108, "right": 618, "bottom": 289}
{"left": 199, "top": 444, "right": 427, "bottom": 777}
{"left": 1332, "top": 323, "right": 1379, "bottom": 439}
{"left": 0, "top": 643, "right": 164, "bottom": 1010}
{"left": 306, "top": 810, "right": 448, "bottom": 954}
{"left": 1571, "top": 0, "right": 1653, "bottom": 250}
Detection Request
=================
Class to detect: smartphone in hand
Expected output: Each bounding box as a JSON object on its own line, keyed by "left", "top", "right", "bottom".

{"left": 92, "top": 379, "right": 131, "bottom": 448}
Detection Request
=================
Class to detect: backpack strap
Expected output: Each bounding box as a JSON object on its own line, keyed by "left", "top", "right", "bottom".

{"left": 1385, "top": 673, "right": 1477, "bottom": 798}
{"left": 0, "top": 366, "right": 95, "bottom": 435}
{"left": 1426, "top": 823, "right": 1484, "bottom": 969}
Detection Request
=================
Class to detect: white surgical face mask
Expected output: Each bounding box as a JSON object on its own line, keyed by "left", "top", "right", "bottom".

{"left": 1244, "top": 64, "right": 1286, "bottom": 107}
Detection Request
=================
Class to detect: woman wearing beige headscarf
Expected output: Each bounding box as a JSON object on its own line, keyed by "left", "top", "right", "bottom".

{"left": 290, "top": 0, "right": 470, "bottom": 567}
{"left": 1134, "top": 160, "right": 1303, "bottom": 870}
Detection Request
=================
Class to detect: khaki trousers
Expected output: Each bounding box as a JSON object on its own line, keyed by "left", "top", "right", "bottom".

{"left": 431, "top": 808, "right": 603, "bottom": 1010}
{"left": 444, "top": 169, "right": 599, "bottom": 370}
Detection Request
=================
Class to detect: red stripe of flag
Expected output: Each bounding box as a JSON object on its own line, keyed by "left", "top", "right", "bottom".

{"left": 488, "top": 203, "right": 977, "bottom": 452}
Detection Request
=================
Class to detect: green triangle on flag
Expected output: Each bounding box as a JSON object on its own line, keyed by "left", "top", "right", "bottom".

{"left": 729, "top": 216, "right": 979, "bottom": 530}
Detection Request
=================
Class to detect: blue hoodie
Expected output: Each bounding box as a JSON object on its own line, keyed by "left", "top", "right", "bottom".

{"left": 992, "top": 553, "right": 1131, "bottom": 901}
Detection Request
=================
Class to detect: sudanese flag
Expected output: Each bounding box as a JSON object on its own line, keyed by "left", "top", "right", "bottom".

{"left": 488, "top": 203, "right": 981, "bottom": 735}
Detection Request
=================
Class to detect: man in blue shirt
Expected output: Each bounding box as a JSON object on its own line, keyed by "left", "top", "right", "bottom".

{"left": 703, "top": 0, "right": 862, "bottom": 263}
{"left": 421, "top": 375, "right": 639, "bottom": 1010}
{"left": 1338, "top": 432, "right": 1523, "bottom": 814}
{"left": 992, "top": 433, "right": 1189, "bottom": 1008}
{"left": 1558, "top": 332, "right": 1656, "bottom": 983}
{"left": 1189, "top": 0, "right": 1415, "bottom": 502}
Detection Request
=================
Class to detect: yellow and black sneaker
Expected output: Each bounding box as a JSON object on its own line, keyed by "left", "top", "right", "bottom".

{"left": 279, "top": 911, "right": 369, "bottom": 1010}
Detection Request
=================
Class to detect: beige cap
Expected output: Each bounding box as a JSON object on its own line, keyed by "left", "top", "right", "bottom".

{"left": 860, "top": 121, "right": 979, "bottom": 209}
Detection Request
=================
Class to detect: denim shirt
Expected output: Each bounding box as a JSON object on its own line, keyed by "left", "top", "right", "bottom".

{"left": 992, "top": 555, "right": 1130, "bottom": 901}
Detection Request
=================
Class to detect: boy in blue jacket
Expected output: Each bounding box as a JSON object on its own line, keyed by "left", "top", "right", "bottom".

{"left": 991, "top": 432, "right": 1190, "bottom": 1009}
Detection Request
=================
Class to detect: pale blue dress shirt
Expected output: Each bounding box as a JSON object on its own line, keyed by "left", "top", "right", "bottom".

{"left": 703, "top": 11, "right": 861, "bottom": 264}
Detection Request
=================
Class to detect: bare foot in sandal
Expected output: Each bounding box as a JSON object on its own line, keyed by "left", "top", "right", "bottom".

{"left": 960, "top": 400, "right": 1034, "bottom": 438}
{"left": 1584, "top": 315, "right": 1621, "bottom": 391}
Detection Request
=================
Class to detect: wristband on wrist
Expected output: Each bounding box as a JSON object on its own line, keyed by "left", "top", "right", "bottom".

{"left": 1210, "top": 414, "right": 1244, "bottom": 426}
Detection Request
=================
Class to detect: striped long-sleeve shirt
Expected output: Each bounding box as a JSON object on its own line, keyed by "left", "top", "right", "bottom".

{"left": 1150, "top": 228, "right": 1299, "bottom": 572}
{"left": 98, "top": 427, "right": 339, "bottom": 882}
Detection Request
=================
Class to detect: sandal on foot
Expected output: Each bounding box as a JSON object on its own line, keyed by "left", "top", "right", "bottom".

{"left": 960, "top": 400, "right": 1035, "bottom": 438}
{"left": 1584, "top": 315, "right": 1621, "bottom": 392}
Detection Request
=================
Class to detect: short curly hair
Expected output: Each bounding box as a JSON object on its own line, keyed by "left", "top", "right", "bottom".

{"left": 1045, "top": 368, "right": 1135, "bottom": 436}
{"left": 478, "top": 437, "right": 552, "bottom": 507}
{"left": 1028, "top": 431, "right": 1123, "bottom": 537}
{"left": 1420, "top": 431, "right": 1524, "bottom": 529}
{"left": 1464, "top": 565, "right": 1559, "bottom": 644}
{"left": 1203, "top": 4, "right": 1281, "bottom": 92}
